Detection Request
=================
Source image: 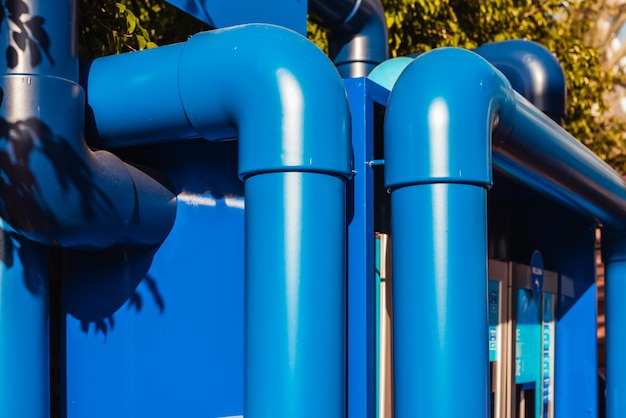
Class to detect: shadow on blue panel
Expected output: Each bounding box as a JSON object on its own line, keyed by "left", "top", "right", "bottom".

{"left": 62, "top": 247, "right": 163, "bottom": 335}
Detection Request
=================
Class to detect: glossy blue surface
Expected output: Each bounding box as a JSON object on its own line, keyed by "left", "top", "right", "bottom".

{"left": 85, "top": 25, "right": 352, "bottom": 181}
{"left": 245, "top": 172, "right": 346, "bottom": 417}
{"left": 383, "top": 48, "right": 513, "bottom": 190}
{"left": 391, "top": 184, "right": 489, "bottom": 417}
{"left": 373, "top": 49, "right": 626, "bottom": 229}
{"left": 0, "top": 223, "right": 49, "bottom": 418}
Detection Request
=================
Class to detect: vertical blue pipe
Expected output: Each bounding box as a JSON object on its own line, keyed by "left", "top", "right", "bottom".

{"left": 383, "top": 48, "right": 513, "bottom": 417}
{"left": 602, "top": 231, "right": 626, "bottom": 418}
{"left": 83, "top": 25, "right": 352, "bottom": 416}
{"left": 245, "top": 172, "right": 345, "bottom": 417}
{"left": 391, "top": 184, "right": 488, "bottom": 416}
{"left": 0, "top": 224, "right": 49, "bottom": 417}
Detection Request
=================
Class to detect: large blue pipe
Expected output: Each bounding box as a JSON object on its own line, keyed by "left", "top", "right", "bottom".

{"left": 374, "top": 46, "right": 626, "bottom": 416}
{"left": 82, "top": 24, "right": 352, "bottom": 416}
{"left": 370, "top": 52, "right": 626, "bottom": 231}
{"left": 383, "top": 48, "right": 510, "bottom": 417}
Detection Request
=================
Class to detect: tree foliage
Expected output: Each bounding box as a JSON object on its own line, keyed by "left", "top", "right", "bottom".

{"left": 78, "top": 0, "right": 209, "bottom": 60}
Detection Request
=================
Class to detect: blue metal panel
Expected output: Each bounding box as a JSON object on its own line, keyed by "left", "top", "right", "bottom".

{"left": 163, "top": 0, "right": 307, "bottom": 34}
{"left": 0, "top": 224, "right": 49, "bottom": 418}
{"left": 556, "top": 285, "right": 598, "bottom": 418}
{"left": 64, "top": 196, "right": 245, "bottom": 418}
{"left": 391, "top": 184, "right": 489, "bottom": 417}
{"left": 343, "top": 77, "right": 389, "bottom": 418}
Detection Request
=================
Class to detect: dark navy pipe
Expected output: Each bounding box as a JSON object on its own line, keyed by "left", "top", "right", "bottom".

{"left": 83, "top": 24, "right": 352, "bottom": 416}
{"left": 475, "top": 40, "right": 567, "bottom": 125}
{"left": 309, "top": 0, "right": 389, "bottom": 78}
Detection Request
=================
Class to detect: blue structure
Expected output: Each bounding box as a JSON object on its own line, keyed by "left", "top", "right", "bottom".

{"left": 0, "top": 0, "right": 623, "bottom": 417}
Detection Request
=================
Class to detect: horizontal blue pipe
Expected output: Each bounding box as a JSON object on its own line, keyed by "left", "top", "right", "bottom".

{"left": 83, "top": 25, "right": 352, "bottom": 180}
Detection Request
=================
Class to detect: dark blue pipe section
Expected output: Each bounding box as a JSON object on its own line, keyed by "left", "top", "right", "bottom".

{"left": 384, "top": 48, "right": 505, "bottom": 417}
{"left": 475, "top": 40, "right": 567, "bottom": 125}
{"left": 309, "top": 0, "right": 389, "bottom": 78}
{"left": 83, "top": 24, "right": 352, "bottom": 416}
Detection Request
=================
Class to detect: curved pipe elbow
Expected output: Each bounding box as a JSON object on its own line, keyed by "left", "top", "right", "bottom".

{"left": 310, "top": 0, "right": 389, "bottom": 78}
{"left": 178, "top": 25, "right": 352, "bottom": 179}
{"left": 384, "top": 48, "right": 515, "bottom": 191}
{"left": 85, "top": 24, "right": 352, "bottom": 181}
{"left": 474, "top": 40, "right": 567, "bottom": 125}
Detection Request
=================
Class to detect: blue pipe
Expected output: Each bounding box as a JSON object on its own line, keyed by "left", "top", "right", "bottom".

{"left": 309, "top": 0, "right": 389, "bottom": 78}
{"left": 0, "top": 0, "right": 176, "bottom": 249}
{"left": 383, "top": 48, "right": 510, "bottom": 417}
{"left": 83, "top": 24, "right": 352, "bottom": 416}
{"left": 370, "top": 51, "right": 626, "bottom": 231}
{"left": 475, "top": 40, "right": 567, "bottom": 125}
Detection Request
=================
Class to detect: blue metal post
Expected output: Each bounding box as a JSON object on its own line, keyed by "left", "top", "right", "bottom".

{"left": 343, "top": 77, "right": 389, "bottom": 418}
{"left": 383, "top": 48, "right": 513, "bottom": 417}
{"left": 602, "top": 231, "right": 626, "bottom": 417}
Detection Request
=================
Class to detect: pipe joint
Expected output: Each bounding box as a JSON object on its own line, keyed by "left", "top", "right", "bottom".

{"left": 384, "top": 48, "right": 515, "bottom": 191}
{"left": 178, "top": 24, "right": 352, "bottom": 180}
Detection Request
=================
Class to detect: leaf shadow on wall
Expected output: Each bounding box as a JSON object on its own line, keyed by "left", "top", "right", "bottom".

{"left": 62, "top": 246, "right": 166, "bottom": 337}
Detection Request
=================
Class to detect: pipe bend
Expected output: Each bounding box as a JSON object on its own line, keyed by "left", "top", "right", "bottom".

{"left": 383, "top": 48, "right": 515, "bottom": 191}
{"left": 474, "top": 40, "right": 567, "bottom": 125}
{"left": 178, "top": 24, "right": 352, "bottom": 180}
{"left": 310, "top": 0, "right": 389, "bottom": 78}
